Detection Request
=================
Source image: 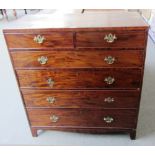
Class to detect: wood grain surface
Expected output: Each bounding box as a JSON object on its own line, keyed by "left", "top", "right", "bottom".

{"left": 27, "top": 108, "right": 137, "bottom": 128}
{"left": 16, "top": 69, "right": 142, "bottom": 89}
{"left": 22, "top": 89, "right": 140, "bottom": 108}
{"left": 11, "top": 50, "right": 144, "bottom": 68}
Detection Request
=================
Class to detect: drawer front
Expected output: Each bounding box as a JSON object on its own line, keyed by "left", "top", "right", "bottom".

{"left": 5, "top": 32, "right": 73, "bottom": 49}
{"left": 76, "top": 31, "right": 146, "bottom": 48}
{"left": 22, "top": 90, "right": 140, "bottom": 108}
{"left": 16, "top": 69, "right": 141, "bottom": 89}
{"left": 11, "top": 50, "right": 143, "bottom": 68}
{"left": 27, "top": 109, "right": 137, "bottom": 128}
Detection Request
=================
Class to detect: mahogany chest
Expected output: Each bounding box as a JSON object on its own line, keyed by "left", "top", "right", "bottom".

{"left": 3, "top": 12, "right": 149, "bottom": 139}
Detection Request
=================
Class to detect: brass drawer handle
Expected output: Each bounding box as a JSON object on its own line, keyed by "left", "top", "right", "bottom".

{"left": 50, "top": 115, "right": 59, "bottom": 123}
{"left": 46, "top": 97, "right": 56, "bottom": 104}
{"left": 104, "top": 76, "right": 115, "bottom": 85}
{"left": 34, "top": 35, "right": 45, "bottom": 44}
{"left": 104, "top": 97, "right": 114, "bottom": 103}
{"left": 47, "top": 78, "right": 55, "bottom": 87}
{"left": 38, "top": 56, "right": 48, "bottom": 65}
{"left": 104, "top": 56, "right": 116, "bottom": 65}
{"left": 104, "top": 33, "right": 117, "bottom": 43}
{"left": 103, "top": 116, "right": 114, "bottom": 123}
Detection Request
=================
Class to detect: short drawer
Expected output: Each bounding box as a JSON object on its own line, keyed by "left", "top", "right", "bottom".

{"left": 22, "top": 89, "right": 140, "bottom": 109}
{"left": 4, "top": 32, "right": 73, "bottom": 49}
{"left": 16, "top": 69, "right": 141, "bottom": 89}
{"left": 27, "top": 108, "right": 137, "bottom": 128}
{"left": 76, "top": 30, "right": 146, "bottom": 48}
{"left": 11, "top": 50, "right": 143, "bottom": 68}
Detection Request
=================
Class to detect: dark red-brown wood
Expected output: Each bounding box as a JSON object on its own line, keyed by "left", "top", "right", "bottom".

{"left": 11, "top": 50, "right": 144, "bottom": 68}
{"left": 30, "top": 126, "right": 136, "bottom": 139}
{"left": 22, "top": 89, "right": 140, "bottom": 109}
{"left": 76, "top": 31, "right": 146, "bottom": 49}
{"left": 27, "top": 108, "right": 137, "bottom": 128}
{"left": 5, "top": 32, "right": 74, "bottom": 49}
{"left": 16, "top": 69, "right": 142, "bottom": 89}
{"left": 3, "top": 12, "right": 149, "bottom": 139}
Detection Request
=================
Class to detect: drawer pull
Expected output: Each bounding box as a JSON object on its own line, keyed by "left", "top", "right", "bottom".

{"left": 38, "top": 56, "right": 48, "bottom": 65}
{"left": 47, "top": 78, "right": 55, "bottom": 87}
{"left": 104, "top": 33, "right": 117, "bottom": 43}
{"left": 103, "top": 116, "right": 114, "bottom": 123}
{"left": 104, "top": 56, "right": 116, "bottom": 64}
{"left": 46, "top": 97, "right": 56, "bottom": 104}
{"left": 104, "top": 97, "right": 114, "bottom": 103}
{"left": 34, "top": 35, "right": 45, "bottom": 44}
{"left": 104, "top": 76, "right": 115, "bottom": 85}
{"left": 50, "top": 115, "right": 59, "bottom": 123}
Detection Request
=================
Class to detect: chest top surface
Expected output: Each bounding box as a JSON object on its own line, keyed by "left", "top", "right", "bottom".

{"left": 3, "top": 11, "right": 149, "bottom": 31}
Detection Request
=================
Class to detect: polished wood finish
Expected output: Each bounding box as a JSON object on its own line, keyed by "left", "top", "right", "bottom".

{"left": 76, "top": 31, "right": 146, "bottom": 49}
{"left": 22, "top": 89, "right": 140, "bottom": 109}
{"left": 16, "top": 69, "right": 141, "bottom": 89}
{"left": 11, "top": 50, "right": 143, "bottom": 68}
{"left": 5, "top": 32, "right": 74, "bottom": 49}
{"left": 3, "top": 12, "right": 149, "bottom": 139}
{"left": 27, "top": 108, "right": 137, "bottom": 128}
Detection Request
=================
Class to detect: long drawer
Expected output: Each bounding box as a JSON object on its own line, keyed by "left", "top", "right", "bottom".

{"left": 76, "top": 30, "right": 146, "bottom": 48}
{"left": 4, "top": 32, "right": 73, "bottom": 49}
{"left": 16, "top": 69, "right": 141, "bottom": 89}
{"left": 27, "top": 108, "right": 137, "bottom": 128}
{"left": 22, "top": 89, "right": 140, "bottom": 108}
{"left": 11, "top": 50, "right": 143, "bottom": 68}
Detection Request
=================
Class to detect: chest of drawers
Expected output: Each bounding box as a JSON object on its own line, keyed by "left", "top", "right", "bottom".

{"left": 3, "top": 12, "right": 149, "bottom": 139}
